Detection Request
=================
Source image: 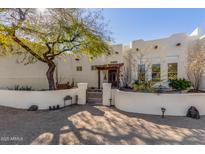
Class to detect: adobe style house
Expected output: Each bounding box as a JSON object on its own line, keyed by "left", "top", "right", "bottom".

{"left": 0, "top": 27, "right": 205, "bottom": 90}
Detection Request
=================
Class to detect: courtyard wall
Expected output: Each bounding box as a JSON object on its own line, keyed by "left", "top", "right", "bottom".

{"left": 113, "top": 89, "right": 205, "bottom": 116}
{"left": 0, "top": 83, "right": 87, "bottom": 110}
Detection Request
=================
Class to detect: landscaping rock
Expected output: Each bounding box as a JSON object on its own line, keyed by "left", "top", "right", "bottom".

{"left": 186, "top": 106, "right": 200, "bottom": 119}
{"left": 27, "top": 105, "right": 38, "bottom": 111}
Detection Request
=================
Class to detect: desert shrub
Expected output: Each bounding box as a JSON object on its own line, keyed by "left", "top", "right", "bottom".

{"left": 169, "top": 78, "right": 191, "bottom": 90}
{"left": 9, "top": 85, "right": 33, "bottom": 91}
{"left": 131, "top": 80, "right": 155, "bottom": 92}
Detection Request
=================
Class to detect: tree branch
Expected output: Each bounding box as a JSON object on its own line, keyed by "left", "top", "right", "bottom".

{"left": 51, "top": 43, "right": 81, "bottom": 57}
{"left": 12, "top": 34, "right": 47, "bottom": 63}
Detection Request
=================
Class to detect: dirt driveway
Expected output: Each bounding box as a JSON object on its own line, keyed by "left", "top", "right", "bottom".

{"left": 0, "top": 104, "right": 205, "bottom": 145}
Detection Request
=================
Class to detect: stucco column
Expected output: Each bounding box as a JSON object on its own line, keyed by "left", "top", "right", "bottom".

{"left": 77, "top": 83, "right": 88, "bottom": 105}
{"left": 102, "top": 83, "right": 112, "bottom": 106}
{"left": 161, "top": 62, "right": 167, "bottom": 81}
{"left": 98, "top": 70, "right": 101, "bottom": 89}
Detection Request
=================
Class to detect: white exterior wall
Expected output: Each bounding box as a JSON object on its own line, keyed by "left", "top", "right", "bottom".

{"left": 127, "top": 28, "right": 205, "bottom": 91}
{"left": 114, "top": 90, "right": 205, "bottom": 116}
{"left": 0, "top": 44, "right": 123, "bottom": 90}
{"left": 128, "top": 33, "right": 195, "bottom": 84}
{"left": 0, "top": 83, "right": 87, "bottom": 109}
{"left": 198, "top": 37, "right": 205, "bottom": 91}
{"left": 0, "top": 89, "right": 78, "bottom": 109}
{"left": 0, "top": 56, "right": 49, "bottom": 90}
{"left": 55, "top": 56, "right": 73, "bottom": 84}
{"left": 70, "top": 44, "right": 124, "bottom": 88}
{"left": 102, "top": 83, "right": 112, "bottom": 106}
{"left": 77, "top": 83, "right": 88, "bottom": 105}
{"left": 1, "top": 28, "right": 205, "bottom": 90}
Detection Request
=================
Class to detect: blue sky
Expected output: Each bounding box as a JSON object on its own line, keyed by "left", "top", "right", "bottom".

{"left": 102, "top": 8, "right": 205, "bottom": 44}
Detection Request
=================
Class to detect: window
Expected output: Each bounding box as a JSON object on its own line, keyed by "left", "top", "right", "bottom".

{"left": 152, "top": 64, "right": 160, "bottom": 81}
{"left": 138, "top": 64, "right": 145, "bottom": 81}
{"left": 168, "top": 63, "right": 177, "bottom": 80}
{"left": 76, "top": 66, "right": 82, "bottom": 71}
{"left": 91, "top": 65, "right": 97, "bottom": 71}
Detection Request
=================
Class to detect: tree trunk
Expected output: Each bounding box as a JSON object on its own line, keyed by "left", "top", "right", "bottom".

{"left": 46, "top": 62, "right": 56, "bottom": 90}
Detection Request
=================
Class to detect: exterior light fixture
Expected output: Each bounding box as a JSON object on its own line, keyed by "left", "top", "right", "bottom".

{"left": 109, "top": 98, "right": 112, "bottom": 105}
{"left": 161, "top": 107, "right": 166, "bottom": 118}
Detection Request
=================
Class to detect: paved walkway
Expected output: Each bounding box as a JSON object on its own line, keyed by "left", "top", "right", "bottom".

{"left": 1, "top": 105, "right": 205, "bottom": 145}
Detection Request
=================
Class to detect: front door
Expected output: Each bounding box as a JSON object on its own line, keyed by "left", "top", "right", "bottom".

{"left": 108, "top": 70, "right": 118, "bottom": 87}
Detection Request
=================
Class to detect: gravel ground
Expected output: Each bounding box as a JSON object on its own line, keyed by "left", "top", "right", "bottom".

{"left": 1, "top": 104, "right": 205, "bottom": 145}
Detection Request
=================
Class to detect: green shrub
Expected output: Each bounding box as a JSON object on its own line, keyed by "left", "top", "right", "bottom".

{"left": 169, "top": 78, "right": 191, "bottom": 90}
{"left": 131, "top": 80, "right": 155, "bottom": 92}
{"left": 9, "top": 85, "right": 33, "bottom": 91}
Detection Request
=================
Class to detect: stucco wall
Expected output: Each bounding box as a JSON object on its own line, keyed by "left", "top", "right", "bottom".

{"left": 0, "top": 44, "right": 123, "bottom": 89}
{"left": 0, "top": 56, "right": 74, "bottom": 90}
{"left": 0, "top": 56, "right": 49, "bottom": 90}
{"left": 129, "top": 33, "right": 193, "bottom": 83}
{"left": 0, "top": 83, "right": 87, "bottom": 109}
{"left": 71, "top": 44, "right": 123, "bottom": 87}
{"left": 1, "top": 29, "right": 205, "bottom": 90}
{"left": 114, "top": 90, "right": 205, "bottom": 116}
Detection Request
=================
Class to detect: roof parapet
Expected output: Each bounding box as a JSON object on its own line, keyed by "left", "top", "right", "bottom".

{"left": 190, "top": 27, "right": 202, "bottom": 37}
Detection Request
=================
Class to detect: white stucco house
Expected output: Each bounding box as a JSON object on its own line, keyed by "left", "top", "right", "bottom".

{"left": 0, "top": 27, "right": 205, "bottom": 91}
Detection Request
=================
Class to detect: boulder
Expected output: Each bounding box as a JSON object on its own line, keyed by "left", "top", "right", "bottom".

{"left": 27, "top": 105, "right": 38, "bottom": 111}
{"left": 186, "top": 106, "right": 200, "bottom": 119}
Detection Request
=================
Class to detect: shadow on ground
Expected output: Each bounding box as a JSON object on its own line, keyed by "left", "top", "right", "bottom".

{"left": 0, "top": 104, "right": 205, "bottom": 145}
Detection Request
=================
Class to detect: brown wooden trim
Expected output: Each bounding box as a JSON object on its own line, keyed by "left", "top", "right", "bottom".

{"left": 97, "top": 63, "right": 123, "bottom": 89}
{"left": 117, "top": 68, "right": 120, "bottom": 88}
{"left": 96, "top": 63, "right": 124, "bottom": 70}
{"left": 98, "top": 70, "right": 101, "bottom": 89}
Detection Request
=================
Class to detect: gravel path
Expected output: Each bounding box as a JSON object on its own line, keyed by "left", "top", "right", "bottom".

{"left": 1, "top": 104, "right": 205, "bottom": 145}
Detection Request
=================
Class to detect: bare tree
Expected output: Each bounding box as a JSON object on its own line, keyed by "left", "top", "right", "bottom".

{"left": 125, "top": 42, "right": 159, "bottom": 83}
{"left": 187, "top": 44, "right": 205, "bottom": 90}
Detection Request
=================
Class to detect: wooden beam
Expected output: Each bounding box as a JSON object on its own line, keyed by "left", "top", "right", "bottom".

{"left": 96, "top": 63, "right": 124, "bottom": 70}
{"left": 117, "top": 68, "right": 120, "bottom": 89}
{"left": 98, "top": 70, "right": 101, "bottom": 89}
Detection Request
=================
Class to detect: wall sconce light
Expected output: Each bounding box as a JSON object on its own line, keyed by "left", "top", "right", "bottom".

{"left": 161, "top": 107, "right": 166, "bottom": 118}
